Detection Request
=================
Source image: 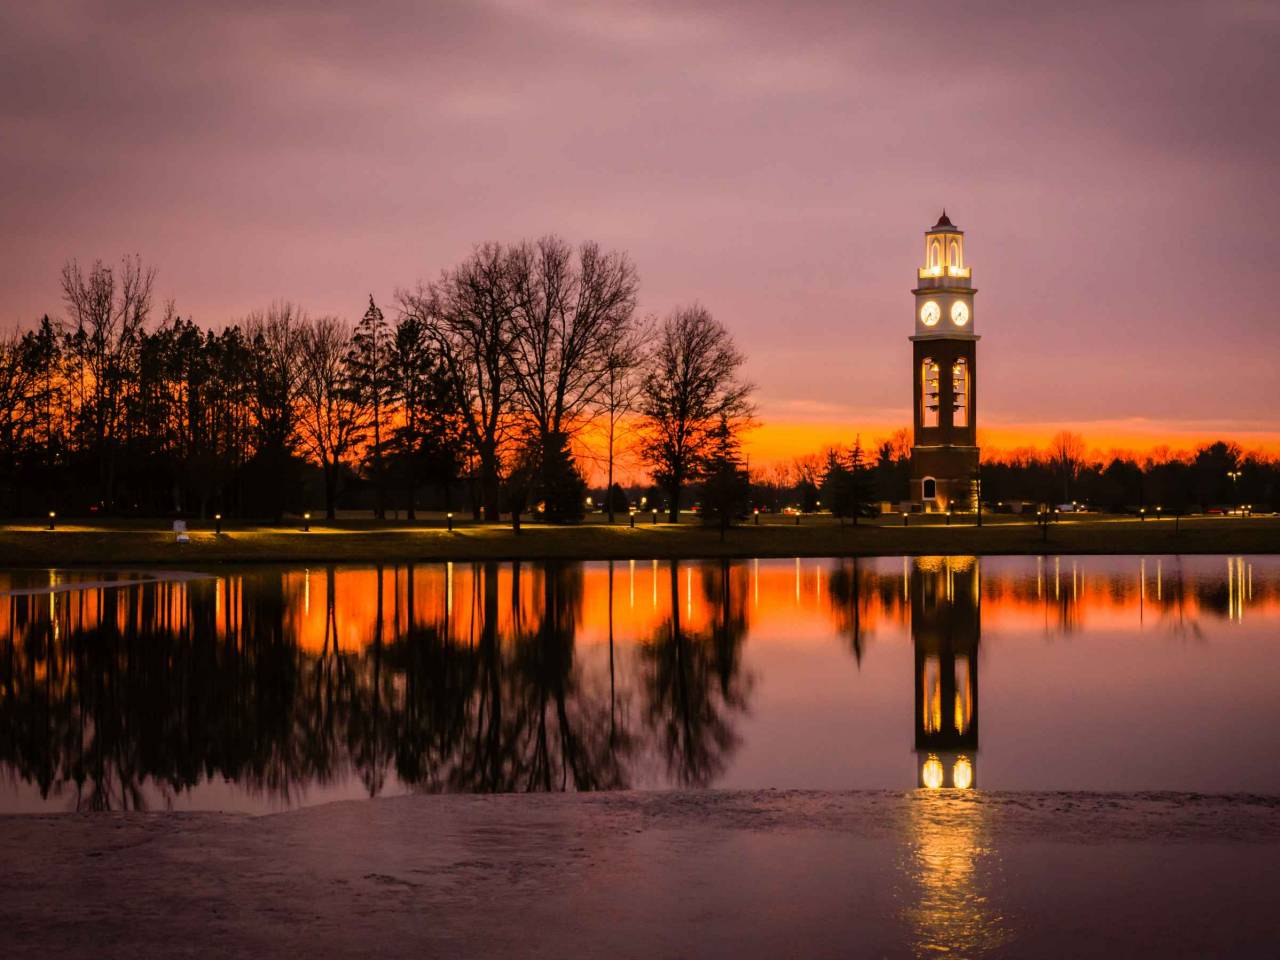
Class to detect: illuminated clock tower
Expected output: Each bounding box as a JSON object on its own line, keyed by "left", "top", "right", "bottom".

{"left": 910, "top": 212, "right": 979, "bottom": 510}
{"left": 911, "top": 556, "right": 980, "bottom": 790}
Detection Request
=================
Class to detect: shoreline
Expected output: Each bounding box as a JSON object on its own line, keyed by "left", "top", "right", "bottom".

{"left": 0, "top": 515, "right": 1276, "bottom": 566}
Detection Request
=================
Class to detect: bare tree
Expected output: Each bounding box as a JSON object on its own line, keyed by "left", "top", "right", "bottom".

{"left": 598, "top": 317, "right": 649, "bottom": 523}
{"left": 60, "top": 254, "right": 155, "bottom": 511}
{"left": 298, "top": 316, "right": 369, "bottom": 519}
{"left": 399, "top": 243, "right": 517, "bottom": 522}
{"left": 638, "top": 305, "right": 755, "bottom": 521}
{"left": 886, "top": 427, "right": 912, "bottom": 462}
{"left": 386, "top": 311, "right": 464, "bottom": 518}
{"left": 0, "top": 330, "right": 39, "bottom": 510}
{"left": 506, "top": 237, "right": 639, "bottom": 443}
{"left": 1049, "top": 430, "right": 1086, "bottom": 502}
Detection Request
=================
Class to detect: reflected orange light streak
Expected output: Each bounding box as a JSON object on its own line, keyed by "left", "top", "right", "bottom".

{"left": 1, "top": 558, "right": 1276, "bottom": 655}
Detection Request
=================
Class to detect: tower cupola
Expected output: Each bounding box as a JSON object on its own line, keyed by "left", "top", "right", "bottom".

{"left": 918, "top": 211, "right": 971, "bottom": 288}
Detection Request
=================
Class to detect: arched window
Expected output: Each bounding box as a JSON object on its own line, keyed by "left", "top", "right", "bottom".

{"left": 952, "top": 358, "right": 968, "bottom": 428}
{"left": 949, "top": 240, "right": 960, "bottom": 268}
{"left": 922, "top": 358, "right": 939, "bottom": 427}
{"left": 923, "top": 477, "right": 937, "bottom": 501}
{"left": 929, "top": 241, "right": 940, "bottom": 270}
{"left": 922, "top": 655, "right": 941, "bottom": 733}
{"left": 953, "top": 655, "right": 971, "bottom": 734}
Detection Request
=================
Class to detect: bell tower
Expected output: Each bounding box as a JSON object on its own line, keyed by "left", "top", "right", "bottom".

{"left": 910, "top": 211, "right": 979, "bottom": 510}
{"left": 911, "top": 556, "right": 980, "bottom": 790}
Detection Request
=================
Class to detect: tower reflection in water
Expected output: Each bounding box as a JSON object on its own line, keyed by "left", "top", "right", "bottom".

{"left": 0, "top": 554, "right": 1275, "bottom": 812}
{"left": 912, "top": 556, "right": 979, "bottom": 791}
{"left": 903, "top": 557, "right": 1006, "bottom": 956}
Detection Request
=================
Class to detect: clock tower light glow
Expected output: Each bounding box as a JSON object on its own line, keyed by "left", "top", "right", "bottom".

{"left": 909, "top": 211, "right": 980, "bottom": 511}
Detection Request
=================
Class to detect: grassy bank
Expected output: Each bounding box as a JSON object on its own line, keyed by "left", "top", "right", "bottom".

{"left": 0, "top": 513, "right": 1276, "bottom": 566}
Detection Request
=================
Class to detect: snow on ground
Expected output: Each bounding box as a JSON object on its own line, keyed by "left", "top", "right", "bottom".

{"left": 2, "top": 790, "right": 1278, "bottom": 958}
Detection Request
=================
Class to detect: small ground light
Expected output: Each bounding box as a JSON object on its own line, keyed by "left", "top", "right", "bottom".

{"left": 447, "top": 512, "right": 454, "bottom": 532}
{"left": 215, "top": 513, "right": 222, "bottom": 534}
{"left": 303, "top": 512, "right": 311, "bottom": 532}
{"left": 48, "top": 511, "right": 56, "bottom": 531}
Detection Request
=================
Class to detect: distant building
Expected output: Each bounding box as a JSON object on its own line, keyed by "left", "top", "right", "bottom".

{"left": 909, "top": 211, "right": 979, "bottom": 511}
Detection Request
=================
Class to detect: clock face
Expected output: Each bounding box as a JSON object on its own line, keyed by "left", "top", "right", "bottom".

{"left": 951, "top": 301, "right": 970, "bottom": 326}
{"left": 920, "top": 301, "right": 940, "bottom": 326}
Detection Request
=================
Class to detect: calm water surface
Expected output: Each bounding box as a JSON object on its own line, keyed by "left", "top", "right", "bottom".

{"left": 1, "top": 555, "right": 1275, "bottom": 812}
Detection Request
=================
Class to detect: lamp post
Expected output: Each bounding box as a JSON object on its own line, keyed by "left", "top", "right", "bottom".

{"left": 947, "top": 506, "right": 953, "bottom": 526}
{"left": 753, "top": 508, "right": 760, "bottom": 525}
{"left": 651, "top": 509, "right": 658, "bottom": 525}
{"left": 1227, "top": 470, "right": 1241, "bottom": 516}
{"left": 447, "top": 512, "right": 454, "bottom": 532}
{"left": 215, "top": 513, "right": 222, "bottom": 535}
{"left": 47, "top": 511, "right": 56, "bottom": 531}
{"left": 1140, "top": 507, "right": 1145, "bottom": 522}
{"left": 901, "top": 510, "right": 908, "bottom": 528}
{"left": 303, "top": 512, "right": 311, "bottom": 532}
{"left": 975, "top": 463, "right": 983, "bottom": 528}
{"left": 629, "top": 508, "right": 635, "bottom": 528}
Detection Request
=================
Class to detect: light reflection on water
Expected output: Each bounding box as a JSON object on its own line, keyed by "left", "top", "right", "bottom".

{"left": 901, "top": 794, "right": 1009, "bottom": 959}
{"left": 0, "top": 555, "right": 1276, "bottom": 813}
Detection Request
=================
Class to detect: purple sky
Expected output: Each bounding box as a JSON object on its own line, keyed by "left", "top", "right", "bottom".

{"left": 2, "top": 0, "right": 1277, "bottom": 455}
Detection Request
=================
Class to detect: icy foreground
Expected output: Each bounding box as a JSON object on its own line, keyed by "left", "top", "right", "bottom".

{"left": 2, "top": 791, "right": 1278, "bottom": 958}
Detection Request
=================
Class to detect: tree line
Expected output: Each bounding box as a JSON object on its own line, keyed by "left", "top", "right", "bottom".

{"left": 0, "top": 561, "right": 751, "bottom": 807}
{"left": 0, "top": 241, "right": 755, "bottom": 522}
{"left": 3, "top": 247, "right": 1273, "bottom": 523}
{"left": 766, "top": 430, "right": 1279, "bottom": 517}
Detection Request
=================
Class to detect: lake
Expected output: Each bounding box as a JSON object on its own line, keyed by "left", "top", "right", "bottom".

{"left": 1, "top": 555, "right": 1275, "bottom": 812}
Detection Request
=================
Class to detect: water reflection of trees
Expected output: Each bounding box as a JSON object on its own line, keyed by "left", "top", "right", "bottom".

{"left": 0, "top": 556, "right": 1270, "bottom": 809}
{"left": 828, "top": 558, "right": 886, "bottom": 664}
{"left": 443, "top": 562, "right": 634, "bottom": 792}
{"left": 640, "top": 561, "right": 752, "bottom": 786}
{"left": 0, "top": 561, "right": 750, "bottom": 809}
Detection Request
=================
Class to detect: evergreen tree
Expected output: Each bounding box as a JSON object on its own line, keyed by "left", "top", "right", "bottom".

{"left": 604, "top": 482, "right": 629, "bottom": 516}
{"left": 386, "top": 312, "right": 464, "bottom": 517}
{"left": 700, "top": 416, "right": 750, "bottom": 540}
{"left": 347, "top": 296, "right": 391, "bottom": 518}
{"left": 847, "top": 438, "right": 875, "bottom": 524}
{"left": 823, "top": 439, "right": 875, "bottom": 525}
{"left": 821, "top": 449, "right": 854, "bottom": 524}
{"left": 535, "top": 431, "right": 588, "bottom": 522}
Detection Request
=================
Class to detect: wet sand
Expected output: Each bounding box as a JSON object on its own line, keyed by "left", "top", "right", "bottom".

{"left": 2, "top": 791, "right": 1278, "bottom": 959}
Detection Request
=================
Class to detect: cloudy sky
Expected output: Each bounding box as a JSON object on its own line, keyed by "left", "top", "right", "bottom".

{"left": 2, "top": 0, "right": 1277, "bottom": 459}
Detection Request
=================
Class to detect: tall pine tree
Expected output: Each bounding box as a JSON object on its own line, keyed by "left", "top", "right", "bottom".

{"left": 347, "top": 296, "right": 391, "bottom": 518}
{"left": 700, "top": 415, "right": 751, "bottom": 540}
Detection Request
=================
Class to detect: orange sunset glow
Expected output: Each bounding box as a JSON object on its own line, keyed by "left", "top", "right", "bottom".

{"left": 5, "top": 557, "right": 1271, "bottom": 658}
